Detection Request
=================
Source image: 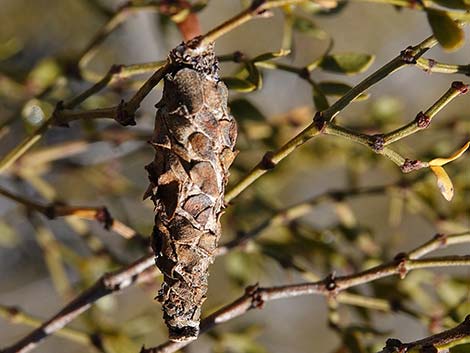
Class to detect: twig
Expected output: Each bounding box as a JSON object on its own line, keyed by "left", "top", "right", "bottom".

{"left": 27, "top": 214, "right": 73, "bottom": 299}
{"left": 0, "top": 255, "right": 156, "bottom": 353}
{"left": 199, "top": 0, "right": 311, "bottom": 47}
{"left": 0, "top": 186, "right": 143, "bottom": 240}
{"left": 78, "top": 3, "right": 162, "bottom": 69}
{"left": 142, "top": 232, "right": 470, "bottom": 353}
{"left": 347, "top": 0, "right": 470, "bottom": 21}
{"left": 378, "top": 316, "right": 470, "bottom": 353}
{"left": 383, "top": 81, "right": 468, "bottom": 145}
{"left": 3, "top": 214, "right": 468, "bottom": 353}
{"left": 224, "top": 32, "right": 440, "bottom": 203}
{"left": 217, "top": 184, "right": 395, "bottom": 256}
{"left": 416, "top": 58, "right": 470, "bottom": 76}
{"left": 0, "top": 63, "right": 170, "bottom": 174}
{"left": 0, "top": 181, "right": 441, "bottom": 353}
{"left": 0, "top": 305, "right": 94, "bottom": 348}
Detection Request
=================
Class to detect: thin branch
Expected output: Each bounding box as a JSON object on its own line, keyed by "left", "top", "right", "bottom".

{"left": 0, "top": 254, "right": 156, "bottom": 353}
{"left": 218, "top": 183, "right": 395, "bottom": 256}
{"left": 378, "top": 316, "right": 470, "bottom": 353}
{"left": 383, "top": 81, "right": 468, "bottom": 145}
{"left": 0, "top": 186, "right": 143, "bottom": 240}
{"left": 347, "top": 0, "right": 470, "bottom": 21}
{"left": 199, "top": 0, "right": 311, "bottom": 47}
{"left": 3, "top": 208, "right": 468, "bottom": 353}
{"left": 0, "top": 63, "right": 170, "bottom": 174}
{"left": 0, "top": 181, "right": 436, "bottom": 353}
{"left": 78, "top": 3, "right": 162, "bottom": 69}
{"left": 142, "top": 232, "right": 470, "bottom": 353}
{"left": 224, "top": 32, "right": 441, "bottom": 203}
{"left": 0, "top": 305, "right": 94, "bottom": 348}
{"left": 416, "top": 58, "right": 470, "bottom": 76}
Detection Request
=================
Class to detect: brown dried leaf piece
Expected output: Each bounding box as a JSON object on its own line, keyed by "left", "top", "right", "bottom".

{"left": 146, "top": 38, "right": 237, "bottom": 342}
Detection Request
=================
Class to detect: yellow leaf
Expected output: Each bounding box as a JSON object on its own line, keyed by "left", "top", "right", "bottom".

{"left": 429, "top": 141, "right": 470, "bottom": 166}
{"left": 430, "top": 165, "right": 454, "bottom": 201}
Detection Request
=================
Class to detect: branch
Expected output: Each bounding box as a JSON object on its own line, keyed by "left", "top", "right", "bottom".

{"left": 199, "top": 0, "right": 313, "bottom": 46}
{"left": 80, "top": 0, "right": 202, "bottom": 69}
{"left": 347, "top": 0, "right": 470, "bottom": 21}
{"left": 383, "top": 81, "right": 468, "bottom": 145}
{"left": 0, "top": 63, "right": 170, "bottom": 174}
{"left": 142, "top": 232, "right": 470, "bottom": 353}
{"left": 0, "top": 305, "right": 94, "bottom": 348}
{"left": 0, "top": 180, "right": 440, "bottom": 353}
{"left": 224, "top": 32, "right": 440, "bottom": 203}
{"left": 0, "top": 255, "right": 156, "bottom": 353}
{"left": 378, "top": 316, "right": 470, "bottom": 353}
{"left": 3, "top": 210, "right": 468, "bottom": 353}
{"left": 0, "top": 186, "right": 143, "bottom": 240}
{"left": 416, "top": 58, "right": 470, "bottom": 76}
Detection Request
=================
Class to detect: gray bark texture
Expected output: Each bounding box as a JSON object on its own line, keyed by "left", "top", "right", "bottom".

{"left": 145, "top": 38, "right": 238, "bottom": 342}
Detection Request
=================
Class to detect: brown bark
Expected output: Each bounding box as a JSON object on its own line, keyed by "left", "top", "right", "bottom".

{"left": 145, "top": 38, "right": 237, "bottom": 342}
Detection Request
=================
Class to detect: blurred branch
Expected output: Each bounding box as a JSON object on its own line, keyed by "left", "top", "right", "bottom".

{"left": 0, "top": 186, "right": 143, "bottom": 240}
{"left": 78, "top": 0, "right": 201, "bottom": 69}
{"left": 0, "top": 305, "right": 94, "bottom": 349}
{"left": 143, "top": 231, "right": 470, "bottom": 353}
{"left": 27, "top": 214, "right": 73, "bottom": 299}
{"left": 378, "top": 316, "right": 470, "bottom": 353}
{"left": 16, "top": 171, "right": 123, "bottom": 260}
{"left": 200, "top": 0, "right": 313, "bottom": 46}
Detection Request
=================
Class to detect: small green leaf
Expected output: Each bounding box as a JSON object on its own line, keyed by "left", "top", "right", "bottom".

{"left": 292, "top": 16, "right": 328, "bottom": 39}
{"left": 431, "top": 0, "right": 470, "bottom": 10}
{"left": 319, "top": 53, "right": 374, "bottom": 74}
{"left": 318, "top": 81, "right": 370, "bottom": 101}
{"left": 426, "top": 9, "right": 464, "bottom": 51}
{"left": 222, "top": 77, "right": 257, "bottom": 92}
{"left": 229, "top": 99, "right": 266, "bottom": 122}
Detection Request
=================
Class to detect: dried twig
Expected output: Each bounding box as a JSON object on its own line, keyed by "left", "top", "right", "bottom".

{"left": 0, "top": 186, "right": 142, "bottom": 240}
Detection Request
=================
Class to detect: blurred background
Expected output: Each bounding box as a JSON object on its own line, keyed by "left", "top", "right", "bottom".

{"left": 0, "top": 1, "right": 469, "bottom": 352}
